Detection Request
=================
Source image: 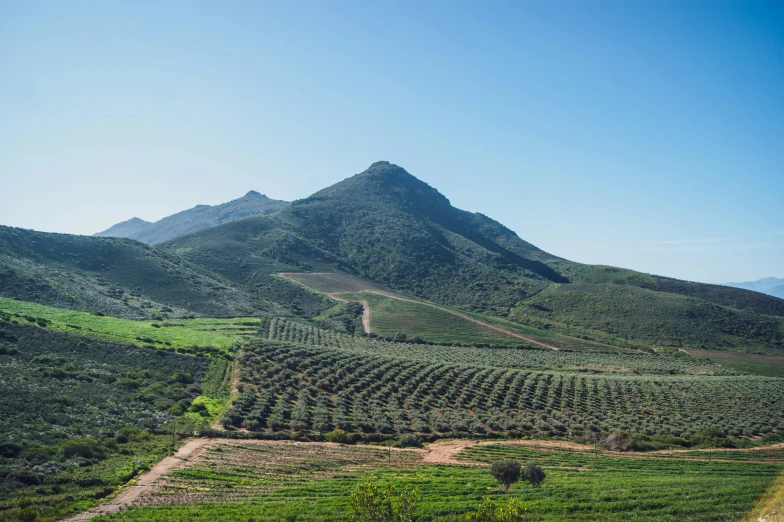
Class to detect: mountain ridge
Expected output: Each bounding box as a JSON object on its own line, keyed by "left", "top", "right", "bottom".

{"left": 95, "top": 190, "right": 289, "bottom": 244}
{"left": 159, "top": 162, "right": 784, "bottom": 353}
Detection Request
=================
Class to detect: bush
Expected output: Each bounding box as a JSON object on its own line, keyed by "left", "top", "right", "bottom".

{"left": 324, "top": 429, "right": 352, "bottom": 444}
{"left": 522, "top": 462, "right": 546, "bottom": 487}
{"left": 347, "top": 481, "right": 420, "bottom": 522}
{"left": 490, "top": 460, "right": 521, "bottom": 490}
{"left": 465, "top": 498, "right": 526, "bottom": 522}
{"left": 397, "top": 433, "right": 422, "bottom": 448}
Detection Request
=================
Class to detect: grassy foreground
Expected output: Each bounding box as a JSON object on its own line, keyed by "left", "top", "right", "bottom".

{"left": 93, "top": 440, "right": 780, "bottom": 521}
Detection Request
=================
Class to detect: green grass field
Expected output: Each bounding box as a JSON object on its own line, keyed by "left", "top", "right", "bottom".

{"left": 686, "top": 349, "right": 784, "bottom": 378}
{"left": 93, "top": 440, "right": 780, "bottom": 521}
{"left": 0, "top": 296, "right": 260, "bottom": 353}
{"left": 340, "top": 291, "right": 526, "bottom": 345}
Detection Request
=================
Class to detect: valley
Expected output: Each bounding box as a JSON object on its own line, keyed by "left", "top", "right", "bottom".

{"left": 1, "top": 162, "right": 783, "bottom": 521}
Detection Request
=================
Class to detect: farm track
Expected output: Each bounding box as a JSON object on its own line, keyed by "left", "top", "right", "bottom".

{"left": 61, "top": 439, "right": 213, "bottom": 521}
{"left": 336, "top": 290, "right": 561, "bottom": 351}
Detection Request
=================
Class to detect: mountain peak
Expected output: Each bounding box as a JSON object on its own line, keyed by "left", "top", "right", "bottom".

{"left": 245, "top": 190, "right": 265, "bottom": 198}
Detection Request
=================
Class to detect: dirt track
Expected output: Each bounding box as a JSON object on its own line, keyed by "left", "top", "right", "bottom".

{"left": 356, "top": 290, "right": 560, "bottom": 351}
{"left": 61, "top": 439, "right": 213, "bottom": 521}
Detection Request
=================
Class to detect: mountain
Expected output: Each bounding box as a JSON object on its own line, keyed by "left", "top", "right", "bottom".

{"left": 726, "top": 277, "right": 784, "bottom": 299}
{"left": 160, "top": 161, "right": 784, "bottom": 353}
{"left": 0, "top": 225, "right": 285, "bottom": 319}
{"left": 95, "top": 190, "right": 289, "bottom": 244}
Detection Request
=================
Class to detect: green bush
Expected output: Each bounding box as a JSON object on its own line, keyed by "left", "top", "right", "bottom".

{"left": 465, "top": 498, "right": 526, "bottom": 522}
{"left": 324, "top": 429, "right": 352, "bottom": 444}
{"left": 398, "top": 433, "right": 422, "bottom": 448}
{"left": 490, "top": 460, "right": 521, "bottom": 490}
{"left": 521, "top": 462, "right": 546, "bottom": 487}
{"left": 347, "top": 481, "right": 420, "bottom": 522}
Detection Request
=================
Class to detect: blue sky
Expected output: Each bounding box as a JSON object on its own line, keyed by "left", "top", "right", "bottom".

{"left": 1, "top": 0, "right": 782, "bottom": 284}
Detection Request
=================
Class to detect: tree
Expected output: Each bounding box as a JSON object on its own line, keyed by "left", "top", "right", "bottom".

{"left": 324, "top": 428, "right": 352, "bottom": 444}
{"left": 465, "top": 498, "right": 526, "bottom": 522}
{"left": 347, "top": 481, "right": 420, "bottom": 522}
{"left": 521, "top": 462, "right": 546, "bottom": 487}
{"left": 490, "top": 460, "right": 521, "bottom": 490}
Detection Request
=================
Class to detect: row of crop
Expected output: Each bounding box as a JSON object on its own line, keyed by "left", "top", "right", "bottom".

{"left": 263, "top": 317, "right": 734, "bottom": 375}
{"left": 224, "top": 340, "right": 784, "bottom": 438}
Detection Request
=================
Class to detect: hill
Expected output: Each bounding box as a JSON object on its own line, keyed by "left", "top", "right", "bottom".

{"left": 95, "top": 190, "right": 289, "bottom": 244}
{"left": 160, "top": 162, "right": 784, "bottom": 353}
{"left": 726, "top": 277, "right": 784, "bottom": 299}
{"left": 0, "top": 225, "right": 283, "bottom": 319}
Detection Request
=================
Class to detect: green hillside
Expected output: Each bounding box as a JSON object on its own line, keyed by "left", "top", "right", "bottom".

{"left": 0, "top": 296, "right": 258, "bottom": 355}
{"left": 0, "top": 225, "right": 282, "bottom": 320}
{"left": 160, "top": 162, "right": 784, "bottom": 353}
{"left": 0, "top": 322, "right": 218, "bottom": 519}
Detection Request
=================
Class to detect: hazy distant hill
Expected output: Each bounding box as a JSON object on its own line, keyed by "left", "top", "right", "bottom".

{"left": 726, "top": 277, "right": 784, "bottom": 299}
{"left": 0, "top": 225, "right": 282, "bottom": 319}
{"left": 160, "top": 161, "right": 784, "bottom": 353}
{"left": 95, "top": 190, "right": 289, "bottom": 244}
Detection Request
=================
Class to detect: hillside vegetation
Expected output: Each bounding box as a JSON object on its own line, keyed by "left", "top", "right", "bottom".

{"left": 224, "top": 333, "right": 783, "bottom": 439}
{"left": 95, "top": 190, "right": 289, "bottom": 244}
{"left": 0, "top": 225, "right": 280, "bottom": 320}
{"left": 160, "top": 162, "right": 784, "bottom": 353}
{"left": 0, "top": 322, "right": 215, "bottom": 519}
{"left": 0, "top": 297, "right": 258, "bottom": 355}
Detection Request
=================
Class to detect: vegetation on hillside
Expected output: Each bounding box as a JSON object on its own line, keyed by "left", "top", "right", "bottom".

{"left": 0, "top": 322, "right": 213, "bottom": 520}
{"left": 0, "top": 296, "right": 257, "bottom": 356}
{"left": 158, "top": 162, "right": 784, "bottom": 353}
{"left": 0, "top": 225, "right": 280, "bottom": 320}
{"left": 224, "top": 339, "right": 784, "bottom": 439}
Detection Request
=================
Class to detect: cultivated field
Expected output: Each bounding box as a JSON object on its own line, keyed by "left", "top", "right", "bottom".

{"left": 87, "top": 439, "right": 781, "bottom": 521}
{"left": 224, "top": 339, "right": 784, "bottom": 438}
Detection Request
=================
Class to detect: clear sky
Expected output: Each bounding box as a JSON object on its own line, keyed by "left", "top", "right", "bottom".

{"left": 1, "top": 1, "right": 782, "bottom": 284}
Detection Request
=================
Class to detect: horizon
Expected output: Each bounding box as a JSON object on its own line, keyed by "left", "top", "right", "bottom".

{"left": 2, "top": 1, "right": 782, "bottom": 284}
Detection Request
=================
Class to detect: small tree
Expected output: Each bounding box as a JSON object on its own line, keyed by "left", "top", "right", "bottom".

{"left": 521, "top": 462, "right": 545, "bottom": 487}
{"left": 347, "top": 481, "right": 420, "bottom": 522}
{"left": 398, "top": 433, "right": 422, "bottom": 448}
{"left": 490, "top": 460, "right": 521, "bottom": 490}
{"left": 465, "top": 498, "right": 526, "bottom": 522}
{"left": 324, "top": 429, "right": 352, "bottom": 444}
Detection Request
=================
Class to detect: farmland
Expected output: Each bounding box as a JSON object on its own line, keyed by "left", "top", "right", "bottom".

{"left": 224, "top": 338, "right": 784, "bottom": 438}
{"left": 263, "top": 317, "right": 736, "bottom": 375}
{"left": 91, "top": 439, "right": 780, "bottom": 521}
{"left": 0, "top": 296, "right": 259, "bottom": 355}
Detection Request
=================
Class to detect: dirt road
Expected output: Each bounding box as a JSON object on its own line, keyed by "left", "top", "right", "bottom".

{"left": 61, "top": 438, "right": 212, "bottom": 521}
{"left": 356, "top": 290, "right": 560, "bottom": 351}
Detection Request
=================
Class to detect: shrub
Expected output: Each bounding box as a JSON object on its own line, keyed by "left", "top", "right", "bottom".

{"left": 398, "top": 433, "right": 422, "bottom": 448}
{"left": 347, "top": 481, "right": 420, "bottom": 522}
{"left": 324, "top": 429, "right": 352, "bottom": 444}
{"left": 490, "top": 459, "right": 521, "bottom": 490}
{"left": 465, "top": 498, "right": 526, "bottom": 522}
{"left": 522, "top": 462, "right": 546, "bottom": 487}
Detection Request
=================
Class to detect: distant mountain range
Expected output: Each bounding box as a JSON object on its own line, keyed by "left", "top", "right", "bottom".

{"left": 95, "top": 190, "right": 289, "bottom": 244}
{"left": 726, "top": 277, "right": 784, "bottom": 299}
